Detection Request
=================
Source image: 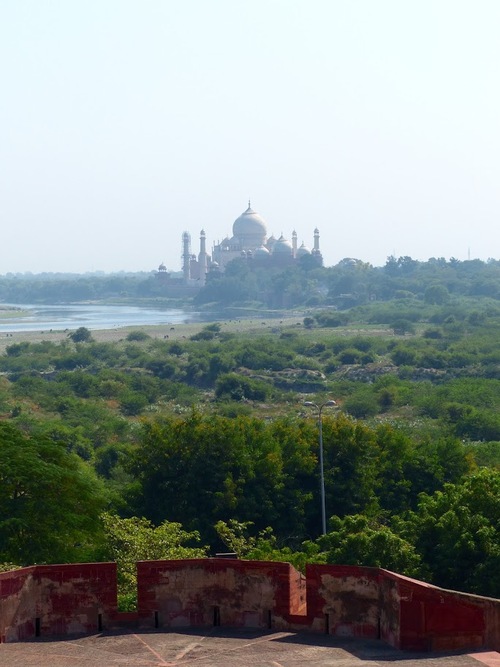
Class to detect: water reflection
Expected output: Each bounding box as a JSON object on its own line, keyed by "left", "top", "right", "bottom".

{"left": 0, "top": 304, "right": 204, "bottom": 332}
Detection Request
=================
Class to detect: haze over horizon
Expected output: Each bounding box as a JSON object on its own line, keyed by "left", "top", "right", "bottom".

{"left": 1, "top": 1, "right": 499, "bottom": 275}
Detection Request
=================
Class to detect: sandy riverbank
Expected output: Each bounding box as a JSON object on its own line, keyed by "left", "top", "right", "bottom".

{"left": 0, "top": 316, "right": 305, "bottom": 353}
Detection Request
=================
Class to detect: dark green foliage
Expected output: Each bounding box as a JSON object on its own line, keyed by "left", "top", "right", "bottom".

{"left": 215, "top": 373, "right": 273, "bottom": 401}
{"left": 127, "top": 414, "right": 318, "bottom": 543}
{"left": 1, "top": 257, "right": 499, "bottom": 310}
{"left": 126, "top": 330, "right": 151, "bottom": 341}
{"left": 468, "top": 441, "right": 500, "bottom": 468}
{"left": 100, "top": 513, "right": 207, "bottom": 608}
{"left": 0, "top": 273, "right": 153, "bottom": 304}
{"left": 146, "top": 358, "right": 178, "bottom": 379}
{"left": 0, "top": 423, "right": 106, "bottom": 564}
{"left": 422, "top": 327, "right": 443, "bottom": 339}
{"left": 314, "top": 311, "right": 350, "bottom": 327}
{"left": 119, "top": 390, "right": 149, "bottom": 416}
{"left": 236, "top": 339, "right": 295, "bottom": 371}
{"left": 94, "top": 442, "right": 132, "bottom": 478}
{"left": 190, "top": 323, "right": 221, "bottom": 341}
{"left": 318, "top": 515, "right": 422, "bottom": 577}
{"left": 68, "top": 326, "right": 93, "bottom": 343}
{"left": 216, "top": 402, "right": 253, "bottom": 418}
{"left": 5, "top": 342, "right": 31, "bottom": 357}
{"left": 337, "top": 348, "right": 364, "bottom": 364}
{"left": 391, "top": 319, "right": 416, "bottom": 335}
{"left": 424, "top": 283, "right": 450, "bottom": 305}
{"left": 124, "top": 411, "right": 473, "bottom": 549}
{"left": 398, "top": 469, "right": 500, "bottom": 596}
{"left": 343, "top": 392, "right": 379, "bottom": 418}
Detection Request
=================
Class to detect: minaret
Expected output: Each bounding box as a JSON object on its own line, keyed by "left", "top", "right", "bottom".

{"left": 198, "top": 229, "right": 208, "bottom": 285}
{"left": 292, "top": 230, "right": 298, "bottom": 258}
{"left": 312, "top": 228, "right": 323, "bottom": 265}
{"left": 182, "top": 231, "right": 191, "bottom": 283}
{"left": 313, "top": 228, "right": 320, "bottom": 253}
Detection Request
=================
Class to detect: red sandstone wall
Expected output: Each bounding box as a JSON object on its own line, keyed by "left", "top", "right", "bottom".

{"left": 0, "top": 563, "right": 117, "bottom": 642}
{"left": 289, "top": 564, "right": 307, "bottom": 616}
{"left": 301, "top": 565, "right": 500, "bottom": 652}
{"left": 306, "top": 564, "right": 381, "bottom": 638}
{"left": 484, "top": 601, "right": 500, "bottom": 651}
{"left": 137, "top": 558, "right": 306, "bottom": 630}
{"left": 379, "top": 570, "right": 401, "bottom": 648}
{"left": 380, "top": 570, "right": 495, "bottom": 652}
{"left": 1, "top": 559, "right": 499, "bottom": 651}
{"left": 0, "top": 567, "right": 37, "bottom": 642}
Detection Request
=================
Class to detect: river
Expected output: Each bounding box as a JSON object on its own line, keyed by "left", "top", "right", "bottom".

{"left": 0, "top": 304, "right": 206, "bottom": 333}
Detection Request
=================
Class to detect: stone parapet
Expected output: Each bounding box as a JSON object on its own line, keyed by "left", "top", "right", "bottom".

{"left": 0, "top": 559, "right": 498, "bottom": 652}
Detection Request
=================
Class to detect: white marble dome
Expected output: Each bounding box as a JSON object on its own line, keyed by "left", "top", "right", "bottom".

{"left": 297, "top": 242, "right": 311, "bottom": 257}
{"left": 254, "top": 245, "right": 270, "bottom": 257}
{"left": 232, "top": 203, "right": 267, "bottom": 248}
{"left": 272, "top": 235, "right": 293, "bottom": 254}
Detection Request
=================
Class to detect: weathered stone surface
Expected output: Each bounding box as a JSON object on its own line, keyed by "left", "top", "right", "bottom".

{"left": 0, "top": 563, "right": 117, "bottom": 643}
{"left": 0, "top": 629, "right": 493, "bottom": 667}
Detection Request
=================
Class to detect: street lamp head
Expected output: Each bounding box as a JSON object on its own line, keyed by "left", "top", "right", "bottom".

{"left": 303, "top": 400, "right": 336, "bottom": 409}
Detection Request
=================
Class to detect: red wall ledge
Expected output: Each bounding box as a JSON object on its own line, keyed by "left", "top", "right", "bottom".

{"left": 0, "top": 559, "right": 499, "bottom": 653}
{"left": 0, "top": 563, "right": 117, "bottom": 643}
{"left": 306, "top": 564, "right": 500, "bottom": 652}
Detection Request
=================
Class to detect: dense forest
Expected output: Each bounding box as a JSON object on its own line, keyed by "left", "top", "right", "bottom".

{"left": 0, "top": 256, "right": 499, "bottom": 607}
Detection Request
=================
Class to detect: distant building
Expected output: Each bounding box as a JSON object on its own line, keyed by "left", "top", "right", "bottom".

{"left": 157, "top": 202, "right": 323, "bottom": 289}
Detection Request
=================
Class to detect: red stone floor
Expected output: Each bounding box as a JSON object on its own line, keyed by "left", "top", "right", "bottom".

{"left": 0, "top": 630, "right": 498, "bottom": 667}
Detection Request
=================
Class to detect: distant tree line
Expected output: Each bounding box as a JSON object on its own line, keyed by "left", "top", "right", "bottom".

{"left": 0, "top": 256, "right": 499, "bottom": 306}
{"left": 0, "top": 272, "right": 166, "bottom": 303}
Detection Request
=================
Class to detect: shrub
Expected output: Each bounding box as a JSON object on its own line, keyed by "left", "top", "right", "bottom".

{"left": 119, "top": 391, "right": 149, "bottom": 416}
{"left": 126, "top": 330, "right": 151, "bottom": 341}
{"left": 343, "top": 392, "right": 379, "bottom": 418}
{"left": 391, "top": 346, "right": 418, "bottom": 366}
{"left": 68, "top": 327, "right": 93, "bottom": 343}
{"left": 338, "top": 348, "right": 364, "bottom": 365}
{"left": 215, "top": 373, "right": 272, "bottom": 401}
{"left": 423, "top": 328, "right": 443, "bottom": 339}
{"left": 391, "top": 319, "right": 416, "bottom": 335}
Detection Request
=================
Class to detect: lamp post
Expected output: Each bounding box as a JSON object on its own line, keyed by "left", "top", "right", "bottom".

{"left": 304, "top": 400, "right": 337, "bottom": 535}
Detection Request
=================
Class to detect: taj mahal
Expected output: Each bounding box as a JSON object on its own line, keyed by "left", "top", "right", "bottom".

{"left": 158, "top": 202, "right": 323, "bottom": 290}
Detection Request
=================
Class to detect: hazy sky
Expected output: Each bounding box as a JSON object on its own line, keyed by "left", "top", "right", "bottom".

{"left": 1, "top": 0, "right": 499, "bottom": 274}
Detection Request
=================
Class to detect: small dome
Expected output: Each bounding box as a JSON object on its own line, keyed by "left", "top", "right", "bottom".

{"left": 272, "top": 235, "right": 293, "bottom": 254}
{"left": 254, "top": 245, "right": 270, "bottom": 257}
{"left": 158, "top": 262, "right": 167, "bottom": 271}
{"left": 266, "top": 235, "right": 277, "bottom": 251}
{"left": 232, "top": 202, "right": 267, "bottom": 248}
{"left": 297, "top": 243, "right": 311, "bottom": 257}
